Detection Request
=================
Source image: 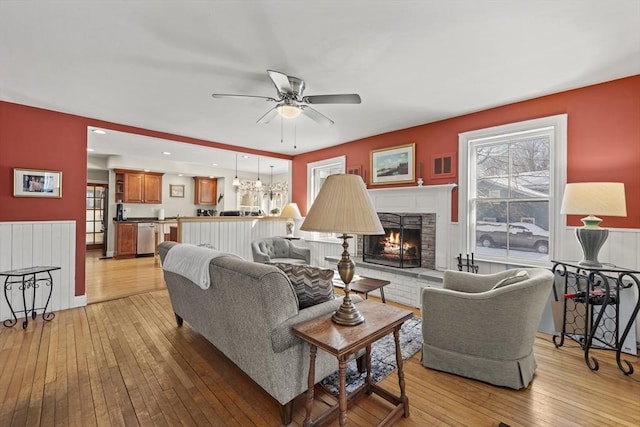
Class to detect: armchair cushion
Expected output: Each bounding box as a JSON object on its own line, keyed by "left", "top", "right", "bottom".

{"left": 270, "top": 263, "right": 335, "bottom": 309}
{"left": 492, "top": 270, "right": 528, "bottom": 289}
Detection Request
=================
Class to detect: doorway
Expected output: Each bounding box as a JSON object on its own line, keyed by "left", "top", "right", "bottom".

{"left": 86, "top": 183, "right": 107, "bottom": 254}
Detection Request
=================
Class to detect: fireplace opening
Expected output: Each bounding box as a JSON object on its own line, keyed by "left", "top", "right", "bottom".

{"left": 363, "top": 213, "right": 422, "bottom": 268}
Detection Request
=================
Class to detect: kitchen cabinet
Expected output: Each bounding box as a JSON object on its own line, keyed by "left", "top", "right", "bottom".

{"left": 115, "top": 169, "right": 163, "bottom": 203}
{"left": 194, "top": 177, "right": 217, "bottom": 205}
{"left": 115, "top": 222, "right": 137, "bottom": 258}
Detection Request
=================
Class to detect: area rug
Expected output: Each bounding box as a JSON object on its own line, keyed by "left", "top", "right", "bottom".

{"left": 319, "top": 317, "right": 423, "bottom": 396}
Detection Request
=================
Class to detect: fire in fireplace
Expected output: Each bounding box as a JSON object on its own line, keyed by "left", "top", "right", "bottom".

{"left": 363, "top": 213, "right": 422, "bottom": 268}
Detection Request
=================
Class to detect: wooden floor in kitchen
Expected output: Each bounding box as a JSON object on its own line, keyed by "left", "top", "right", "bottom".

{"left": 85, "top": 249, "right": 167, "bottom": 304}
{"left": 0, "top": 252, "right": 638, "bottom": 426}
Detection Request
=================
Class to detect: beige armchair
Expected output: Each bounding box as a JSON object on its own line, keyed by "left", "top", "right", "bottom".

{"left": 421, "top": 268, "right": 554, "bottom": 389}
{"left": 251, "top": 237, "right": 311, "bottom": 265}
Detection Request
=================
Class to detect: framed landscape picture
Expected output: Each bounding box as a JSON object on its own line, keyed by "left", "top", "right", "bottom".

{"left": 370, "top": 143, "right": 415, "bottom": 185}
{"left": 13, "top": 168, "right": 62, "bottom": 198}
{"left": 170, "top": 184, "right": 185, "bottom": 198}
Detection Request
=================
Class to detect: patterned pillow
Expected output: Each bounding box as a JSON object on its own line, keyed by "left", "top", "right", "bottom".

{"left": 270, "top": 263, "right": 335, "bottom": 309}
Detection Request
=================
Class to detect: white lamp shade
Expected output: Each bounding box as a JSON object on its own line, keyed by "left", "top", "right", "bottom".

{"left": 560, "top": 182, "right": 627, "bottom": 217}
{"left": 300, "top": 174, "right": 384, "bottom": 235}
{"left": 280, "top": 203, "right": 302, "bottom": 219}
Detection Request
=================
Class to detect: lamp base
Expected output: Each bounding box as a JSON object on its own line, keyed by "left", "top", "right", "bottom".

{"left": 332, "top": 233, "right": 364, "bottom": 326}
{"left": 575, "top": 227, "right": 609, "bottom": 268}
{"left": 285, "top": 218, "right": 295, "bottom": 237}
{"left": 332, "top": 299, "right": 365, "bottom": 325}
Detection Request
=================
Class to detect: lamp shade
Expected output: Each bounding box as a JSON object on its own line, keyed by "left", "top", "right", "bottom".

{"left": 280, "top": 203, "right": 302, "bottom": 219}
{"left": 560, "top": 182, "right": 627, "bottom": 217}
{"left": 300, "top": 174, "right": 384, "bottom": 235}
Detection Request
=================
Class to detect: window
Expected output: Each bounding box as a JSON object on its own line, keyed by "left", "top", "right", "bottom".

{"left": 306, "top": 155, "right": 346, "bottom": 239}
{"left": 459, "top": 115, "right": 567, "bottom": 266}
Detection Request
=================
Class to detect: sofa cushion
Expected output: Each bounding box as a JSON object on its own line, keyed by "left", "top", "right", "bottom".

{"left": 492, "top": 270, "right": 529, "bottom": 290}
{"left": 269, "top": 263, "right": 335, "bottom": 309}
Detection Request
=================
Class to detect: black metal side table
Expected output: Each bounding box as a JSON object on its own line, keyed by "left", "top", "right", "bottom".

{"left": 0, "top": 266, "right": 60, "bottom": 329}
{"left": 551, "top": 260, "right": 640, "bottom": 375}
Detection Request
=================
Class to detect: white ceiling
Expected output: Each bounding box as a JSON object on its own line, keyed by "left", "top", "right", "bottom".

{"left": 1, "top": 1, "right": 639, "bottom": 172}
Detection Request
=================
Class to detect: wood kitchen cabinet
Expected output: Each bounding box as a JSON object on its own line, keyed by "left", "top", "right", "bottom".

{"left": 194, "top": 177, "right": 217, "bottom": 205}
{"left": 115, "top": 169, "right": 163, "bottom": 203}
{"left": 115, "top": 222, "right": 137, "bottom": 259}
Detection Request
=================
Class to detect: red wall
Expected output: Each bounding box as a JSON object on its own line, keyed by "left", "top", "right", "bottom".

{"left": 291, "top": 75, "right": 640, "bottom": 229}
{"left": 0, "top": 102, "right": 292, "bottom": 296}
{"left": 1, "top": 76, "right": 638, "bottom": 296}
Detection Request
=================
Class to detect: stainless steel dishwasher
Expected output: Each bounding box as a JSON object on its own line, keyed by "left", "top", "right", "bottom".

{"left": 136, "top": 223, "right": 156, "bottom": 255}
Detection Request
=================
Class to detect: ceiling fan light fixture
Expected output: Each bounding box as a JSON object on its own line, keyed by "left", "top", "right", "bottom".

{"left": 276, "top": 104, "right": 301, "bottom": 119}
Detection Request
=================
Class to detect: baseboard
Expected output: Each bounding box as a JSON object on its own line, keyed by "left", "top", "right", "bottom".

{"left": 72, "top": 294, "right": 87, "bottom": 309}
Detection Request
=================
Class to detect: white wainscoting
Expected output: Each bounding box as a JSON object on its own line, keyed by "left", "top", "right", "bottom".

{"left": 0, "top": 221, "right": 78, "bottom": 323}
{"left": 179, "top": 218, "right": 288, "bottom": 260}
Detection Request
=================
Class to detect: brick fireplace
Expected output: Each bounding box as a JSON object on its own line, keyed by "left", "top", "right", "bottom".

{"left": 359, "top": 212, "right": 436, "bottom": 269}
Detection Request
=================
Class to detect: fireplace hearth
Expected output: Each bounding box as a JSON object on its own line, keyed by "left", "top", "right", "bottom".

{"left": 363, "top": 213, "right": 422, "bottom": 268}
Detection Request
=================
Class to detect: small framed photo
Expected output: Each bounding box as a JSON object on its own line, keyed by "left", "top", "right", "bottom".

{"left": 370, "top": 143, "right": 415, "bottom": 185}
{"left": 13, "top": 168, "right": 62, "bottom": 198}
{"left": 170, "top": 184, "right": 185, "bottom": 198}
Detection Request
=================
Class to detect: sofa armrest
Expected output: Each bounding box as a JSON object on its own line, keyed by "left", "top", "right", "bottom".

{"left": 271, "top": 294, "right": 364, "bottom": 353}
{"left": 289, "top": 244, "right": 311, "bottom": 264}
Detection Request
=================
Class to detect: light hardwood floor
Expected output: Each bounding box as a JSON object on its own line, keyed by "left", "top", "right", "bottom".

{"left": 0, "top": 254, "right": 638, "bottom": 426}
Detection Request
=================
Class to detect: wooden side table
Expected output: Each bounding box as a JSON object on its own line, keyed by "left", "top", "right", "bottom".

{"left": 333, "top": 276, "right": 391, "bottom": 303}
{"left": 293, "top": 300, "right": 413, "bottom": 426}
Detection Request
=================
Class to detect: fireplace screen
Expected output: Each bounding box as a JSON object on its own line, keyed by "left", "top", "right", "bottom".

{"left": 363, "top": 213, "right": 422, "bottom": 268}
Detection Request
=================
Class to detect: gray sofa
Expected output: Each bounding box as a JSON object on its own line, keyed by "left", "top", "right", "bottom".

{"left": 158, "top": 241, "right": 360, "bottom": 425}
{"left": 421, "top": 268, "right": 554, "bottom": 389}
{"left": 251, "top": 237, "right": 311, "bottom": 264}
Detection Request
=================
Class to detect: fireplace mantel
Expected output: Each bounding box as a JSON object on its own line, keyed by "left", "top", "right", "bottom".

{"left": 367, "top": 183, "right": 456, "bottom": 270}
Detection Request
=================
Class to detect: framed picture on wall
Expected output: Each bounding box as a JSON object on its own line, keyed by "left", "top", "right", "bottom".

{"left": 170, "top": 184, "right": 185, "bottom": 198}
{"left": 13, "top": 168, "right": 62, "bottom": 198}
{"left": 370, "top": 143, "right": 415, "bottom": 185}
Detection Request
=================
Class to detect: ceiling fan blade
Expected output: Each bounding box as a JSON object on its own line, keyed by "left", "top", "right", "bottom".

{"left": 300, "top": 105, "right": 334, "bottom": 126}
{"left": 302, "top": 94, "right": 361, "bottom": 104}
{"left": 256, "top": 106, "right": 279, "bottom": 124}
{"left": 212, "top": 93, "right": 276, "bottom": 102}
{"left": 267, "top": 70, "right": 293, "bottom": 95}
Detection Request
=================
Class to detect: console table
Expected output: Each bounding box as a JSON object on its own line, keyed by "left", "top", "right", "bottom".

{"left": 551, "top": 260, "right": 640, "bottom": 375}
{"left": 0, "top": 266, "right": 59, "bottom": 329}
{"left": 293, "top": 300, "right": 413, "bottom": 426}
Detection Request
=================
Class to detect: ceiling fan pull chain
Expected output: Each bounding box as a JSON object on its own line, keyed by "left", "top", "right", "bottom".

{"left": 281, "top": 115, "right": 284, "bottom": 144}
{"left": 294, "top": 123, "right": 297, "bottom": 150}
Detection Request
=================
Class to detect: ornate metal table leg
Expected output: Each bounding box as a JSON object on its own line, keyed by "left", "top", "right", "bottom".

{"left": 42, "top": 271, "right": 56, "bottom": 321}
{"left": 552, "top": 263, "right": 567, "bottom": 348}
{"left": 3, "top": 277, "right": 17, "bottom": 327}
{"left": 365, "top": 344, "right": 372, "bottom": 395}
{"left": 616, "top": 273, "right": 639, "bottom": 375}
{"left": 20, "top": 275, "right": 29, "bottom": 329}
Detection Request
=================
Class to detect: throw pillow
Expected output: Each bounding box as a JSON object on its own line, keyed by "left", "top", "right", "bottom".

{"left": 492, "top": 270, "right": 529, "bottom": 290}
{"left": 270, "top": 263, "right": 335, "bottom": 309}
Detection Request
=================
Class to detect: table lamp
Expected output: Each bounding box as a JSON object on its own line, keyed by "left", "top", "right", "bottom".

{"left": 300, "top": 174, "right": 384, "bottom": 325}
{"left": 560, "top": 182, "right": 627, "bottom": 267}
{"left": 280, "top": 203, "right": 302, "bottom": 237}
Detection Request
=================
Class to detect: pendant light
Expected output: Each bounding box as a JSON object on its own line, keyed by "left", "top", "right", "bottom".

{"left": 268, "top": 165, "right": 274, "bottom": 200}
{"left": 232, "top": 153, "right": 240, "bottom": 186}
{"left": 255, "top": 156, "right": 262, "bottom": 188}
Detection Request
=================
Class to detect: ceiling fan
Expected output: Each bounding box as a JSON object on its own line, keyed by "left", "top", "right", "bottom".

{"left": 211, "top": 70, "right": 361, "bottom": 126}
